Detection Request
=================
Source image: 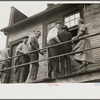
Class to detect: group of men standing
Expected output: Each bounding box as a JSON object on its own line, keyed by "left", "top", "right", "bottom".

{"left": 0, "top": 31, "right": 43, "bottom": 83}
{"left": 14, "top": 30, "right": 43, "bottom": 83}
{"left": 47, "top": 21, "right": 72, "bottom": 79}
{"left": 0, "top": 21, "right": 72, "bottom": 83}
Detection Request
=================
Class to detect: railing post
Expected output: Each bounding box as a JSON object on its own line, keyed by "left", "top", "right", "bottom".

{"left": 59, "top": 57, "right": 61, "bottom": 74}
{"left": 46, "top": 47, "right": 49, "bottom": 78}
{"left": 0, "top": 32, "right": 100, "bottom": 83}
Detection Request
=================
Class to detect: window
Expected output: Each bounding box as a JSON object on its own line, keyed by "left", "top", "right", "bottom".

{"left": 64, "top": 12, "right": 80, "bottom": 28}
{"left": 47, "top": 22, "right": 55, "bottom": 34}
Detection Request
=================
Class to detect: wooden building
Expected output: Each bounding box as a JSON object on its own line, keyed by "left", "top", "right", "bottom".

{"left": 1, "top": 4, "right": 100, "bottom": 83}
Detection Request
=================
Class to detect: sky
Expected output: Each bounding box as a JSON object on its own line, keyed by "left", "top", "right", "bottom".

{"left": 0, "top": 2, "right": 48, "bottom": 50}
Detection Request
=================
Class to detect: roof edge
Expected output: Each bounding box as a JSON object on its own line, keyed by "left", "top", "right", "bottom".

{"left": 0, "top": 4, "right": 62, "bottom": 32}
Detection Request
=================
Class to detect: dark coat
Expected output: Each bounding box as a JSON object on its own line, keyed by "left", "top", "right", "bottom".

{"left": 57, "top": 29, "right": 72, "bottom": 53}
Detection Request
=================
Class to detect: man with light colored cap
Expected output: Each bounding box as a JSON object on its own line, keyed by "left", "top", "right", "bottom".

{"left": 14, "top": 35, "right": 30, "bottom": 83}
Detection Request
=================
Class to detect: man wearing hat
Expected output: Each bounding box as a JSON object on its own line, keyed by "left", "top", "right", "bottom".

{"left": 28, "top": 30, "right": 43, "bottom": 82}
{"left": 57, "top": 25, "right": 72, "bottom": 76}
{"left": 14, "top": 35, "right": 30, "bottom": 83}
{"left": 47, "top": 21, "right": 61, "bottom": 78}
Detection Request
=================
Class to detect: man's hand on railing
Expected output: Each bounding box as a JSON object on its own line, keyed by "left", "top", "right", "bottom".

{"left": 23, "top": 52, "right": 28, "bottom": 55}
{"left": 39, "top": 49, "right": 47, "bottom": 55}
{"left": 51, "top": 37, "right": 61, "bottom": 43}
{"left": 17, "top": 51, "right": 24, "bottom": 55}
{"left": 72, "top": 36, "right": 77, "bottom": 40}
{"left": 39, "top": 51, "right": 44, "bottom": 55}
{"left": 72, "top": 36, "right": 77, "bottom": 43}
{"left": 6, "top": 59, "right": 11, "bottom": 63}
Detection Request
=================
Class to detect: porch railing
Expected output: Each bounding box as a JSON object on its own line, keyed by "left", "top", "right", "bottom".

{"left": 0, "top": 32, "right": 100, "bottom": 82}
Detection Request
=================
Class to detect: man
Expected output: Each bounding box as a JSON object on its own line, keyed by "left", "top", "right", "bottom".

{"left": 28, "top": 30, "right": 43, "bottom": 82}
{"left": 14, "top": 36, "right": 30, "bottom": 83}
{"left": 47, "top": 21, "right": 61, "bottom": 78}
{"left": 0, "top": 43, "right": 11, "bottom": 83}
{"left": 57, "top": 25, "right": 72, "bottom": 75}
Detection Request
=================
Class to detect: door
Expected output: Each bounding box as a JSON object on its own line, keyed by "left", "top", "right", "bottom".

{"left": 10, "top": 42, "right": 22, "bottom": 83}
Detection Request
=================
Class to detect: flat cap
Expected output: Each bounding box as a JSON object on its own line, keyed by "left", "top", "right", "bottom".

{"left": 61, "top": 25, "right": 69, "bottom": 30}
{"left": 35, "top": 30, "right": 41, "bottom": 36}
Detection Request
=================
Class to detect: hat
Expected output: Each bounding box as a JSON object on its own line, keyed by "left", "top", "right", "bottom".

{"left": 35, "top": 30, "right": 41, "bottom": 36}
{"left": 23, "top": 35, "right": 29, "bottom": 39}
{"left": 61, "top": 25, "right": 69, "bottom": 30}
{"left": 55, "top": 21, "right": 61, "bottom": 25}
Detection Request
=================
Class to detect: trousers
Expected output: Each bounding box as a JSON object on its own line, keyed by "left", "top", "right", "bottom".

{"left": 60, "top": 55, "right": 72, "bottom": 76}
{"left": 14, "top": 55, "right": 30, "bottom": 83}
{"left": 1, "top": 61, "right": 11, "bottom": 83}
{"left": 48, "top": 39, "right": 60, "bottom": 78}
{"left": 30, "top": 51, "right": 39, "bottom": 80}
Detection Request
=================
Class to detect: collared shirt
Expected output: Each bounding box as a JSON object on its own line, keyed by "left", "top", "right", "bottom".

{"left": 29, "top": 36, "right": 39, "bottom": 50}
{"left": 16, "top": 42, "right": 30, "bottom": 54}
{"left": 47, "top": 27, "right": 59, "bottom": 43}
{"left": 0, "top": 48, "right": 9, "bottom": 60}
{"left": 29, "top": 36, "right": 39, "bottom": 61}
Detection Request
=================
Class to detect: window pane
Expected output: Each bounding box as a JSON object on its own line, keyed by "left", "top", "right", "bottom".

{"left": 51, "top": 23, "right": 55, "bottom": 28}
{"left": 75, "top": 18, "right": 79, "bottom": 25}
{"left": 64, "top": 12, "right": 80, "bottom": 28}
{"left": 75, "top": 13, "right": 80, "bottom": 18}
{"left": 65, "top": 22, "right": 70, "bottom": 28}
{"left": 70, "top": 20, "right": 75, "bottom": 27}
{"left": 47, "top": 25, "right": 51, "bottom": 29}
{"left": 47, "top": 22, "right": 55, "bottom": 33}
{"left": 70, "top": 15, "right": 74, "bottom": 20}
{"left": 65, "top": 17, "right": 69, "bottom": 22}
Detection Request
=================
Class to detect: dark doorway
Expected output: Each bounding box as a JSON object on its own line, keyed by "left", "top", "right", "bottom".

{"left": 10, "top": 40, "right": 22, "bottom": 83}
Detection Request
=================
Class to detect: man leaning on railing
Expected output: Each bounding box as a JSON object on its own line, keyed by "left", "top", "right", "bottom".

{"left": 0, "top": 43, "right": 11, "bottom": 83}
{"left": 13, "top": 36, "right": 30, "bottom": 83}
{"left": 47, "top": 21, "right": 61, "bottom": 79}
{"left": 27, "top": 30, "right": 44, "bottom": 82}
{"left": 58, "top": 25, "right": 72, "bottom": 76}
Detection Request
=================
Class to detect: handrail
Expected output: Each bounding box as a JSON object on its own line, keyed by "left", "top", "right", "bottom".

{"left": 0, "top": 32, "right": 100, "bottom": 63}
{"left": 0, "top": 45, "right": 100, "bottom": 72}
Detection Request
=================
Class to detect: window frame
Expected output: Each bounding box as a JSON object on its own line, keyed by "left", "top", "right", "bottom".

{"left": 63, "top": 11, "right": 81, "bottom": 30}
{"left": 46, "top": 19, "right": 58, "bottom": 34}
